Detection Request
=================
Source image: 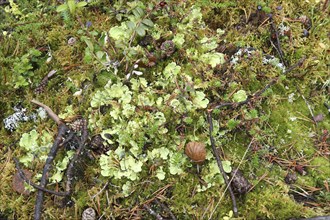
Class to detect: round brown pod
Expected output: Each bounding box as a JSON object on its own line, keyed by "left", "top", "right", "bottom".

{"left": 185, "top": 142, "right": 206, "bottom": 164}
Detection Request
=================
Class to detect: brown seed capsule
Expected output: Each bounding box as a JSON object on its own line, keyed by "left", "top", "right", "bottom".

{"left": 185, "top": 142, "right": 206, "bottom": 164}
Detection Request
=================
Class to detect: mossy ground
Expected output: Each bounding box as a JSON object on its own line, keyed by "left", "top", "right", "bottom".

{"left": 0, "top": 0, "right": 329, "bottom": 219}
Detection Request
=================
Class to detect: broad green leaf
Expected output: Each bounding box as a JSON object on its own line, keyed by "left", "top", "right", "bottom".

{"left": 132, "top": 7, "right": 144, "bottom": 17}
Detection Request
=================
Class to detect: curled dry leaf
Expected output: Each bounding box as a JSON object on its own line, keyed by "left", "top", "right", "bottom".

{"left": 12, "top": 169, "right": 32, "bottom": 195}
{"left": 185, "top": 141, "right": 206, "bottom": 164}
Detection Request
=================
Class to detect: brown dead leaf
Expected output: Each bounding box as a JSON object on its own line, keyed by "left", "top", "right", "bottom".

{"left": 12, "top": 169, "right": 32, "bottom": 195}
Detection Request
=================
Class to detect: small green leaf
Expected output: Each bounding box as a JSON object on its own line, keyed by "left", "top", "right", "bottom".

{"left": 76, "top": 1, "right": 87, "bottom": 8}
{"left": 135, "top": 25, "right": 146, "bottom": 37}
{"left": 173, "top": 33, "right": 185, "bottom": 47}
{"left": 132, "top": 7, "right": 144, "bottom": 17}
{"left": 163, "top": 62, "right": 181, "bottom": 79}
{"left": 200, "top": 52, "right": 225, "bottom": 68}
{"left": 232, "top": 90, "right": 247, "bottom": 102}
{"left": 126, "top": 21, "right": 136, "bottom": 30}
{"left": 81, "top": 36, "right": 94, "bottom": 51}
{"left": 96, "top": 51, "right": 105, "bottom": 60}
{"left": 109, "top": 25, "right": 128, "bottom": 40}
{"left": 156, "top": 166, "right": 166, "bottom": 180}
{"left": 67, "top": 0, "right": 76, "bottom": 14}
{"left": 193, "top": 91, "right": 209, "bottom": 109}
{"left": 56, "top": 4, "right": 68, "bottom": 12}
{"left": 142, "top": 19, "right": 154, "bottom": 27}
{"left": 222, "top": 160, "right": 232, "bottom": 173}
{"left": 83, "top": 48, "right": 92, "bottom": 63}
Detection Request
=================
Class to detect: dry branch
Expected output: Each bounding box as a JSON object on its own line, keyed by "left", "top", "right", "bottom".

{"left": 206, "top": 111, "right": 238, "bottom": 217}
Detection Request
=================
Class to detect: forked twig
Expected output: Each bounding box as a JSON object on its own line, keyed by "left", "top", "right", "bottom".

{"left": 30, "top": 100, "right": 70, "bottom": 220}
{"left": 34, "top": 123, "right": 69, "bottom": 220}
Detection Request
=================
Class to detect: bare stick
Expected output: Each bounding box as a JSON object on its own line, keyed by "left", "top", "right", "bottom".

{"left": 31, "top": 99, "right": 62, "bottom": 125}
{"left": 13, "top": 158, "right": 69, "bottom": 197}
{"left": 34, "top": 124, "right": 69, "bottom": 220}
{"left": 269, "top": 15, "right": 287, "bottom": 67}
{"left": 143, "top": 204, "right": 164, "bottom": 220}
{"left": 208, "top": 139, "right": 254, "bottom": 219}
{"left": 206, "top": 111, "right": 238, "bottom": 217}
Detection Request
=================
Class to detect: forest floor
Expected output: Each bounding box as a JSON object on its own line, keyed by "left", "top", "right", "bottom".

{"left": 0, "top": 0, "right": 329, "bottom": 219}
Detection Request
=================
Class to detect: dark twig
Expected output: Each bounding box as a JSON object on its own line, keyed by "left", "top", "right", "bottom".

{"left": 34, "top": 123, "right": 70, "bottom": 220}
{"left": 13, "top": 158, "right": 69, "bottom": 197}
{"left": 206, "top": 111, "right": 238, "bottom": 217}
{"left": 269, "top": 15, "right": 288, "bottom": 67}
{"left": 30, "top": 99, "right": 70, "bottom": 220}
{"left": 143, "top": 204, "right": 164, "bottom": 220}
{"left": 154, "top": 199, "right": 177, "bottom": 220}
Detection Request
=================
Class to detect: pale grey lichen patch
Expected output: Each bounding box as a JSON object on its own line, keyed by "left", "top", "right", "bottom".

{"left": 3, "top": 104, "right": 38, "bottom": 132}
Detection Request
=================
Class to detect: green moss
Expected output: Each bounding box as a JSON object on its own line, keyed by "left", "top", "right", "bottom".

{"left": 245, "top": 184, "right": 316, "bottom": 219}
{"left": 0, "top": 0, "right": 329, "bottom": 219}
{"left": 310, "top": 157, "right": 330, "bottom": 183}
